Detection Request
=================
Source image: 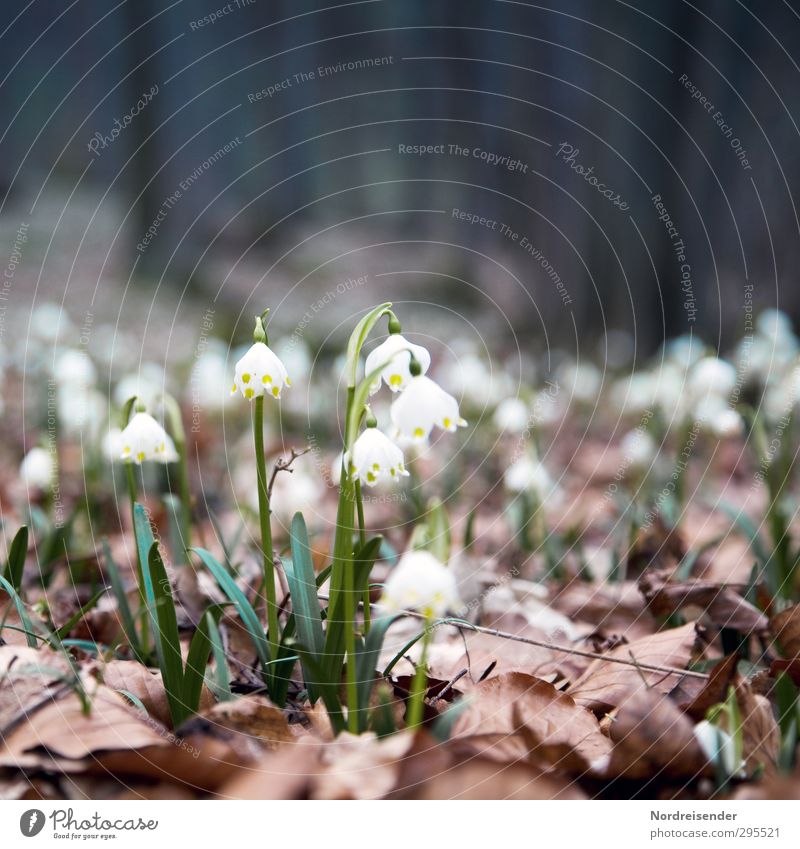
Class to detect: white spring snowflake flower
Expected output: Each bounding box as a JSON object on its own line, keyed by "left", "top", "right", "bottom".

{"left": 390, "top": 375, "right": 466, "bottom": 442}
{"left": 379, "top": 550, "right": 461, "bottom": 618}
{"left": 706, "top": 407, "right": 745, "bottom": 440}
{"left": 54, "top": 349, "right": 97, "bottom": 389}
{"left": 20, "top": 447, "right": 55, "bottom": 491}
{"left": 365, "top": 333, "right": 431, "bottom": 394}
{"left": 346, "top": 427, "right": 409, "bottom": 487}
{"left": 119, "top": 412, "right": 178, "bottom": 464}
{"left": 231, "top": 341, "right": 291, "bottom": 400}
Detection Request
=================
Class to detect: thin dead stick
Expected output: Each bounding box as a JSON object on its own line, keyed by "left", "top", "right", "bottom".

{"left": 316, "top": 593, "right": 710, "bottom": 681}
{"left": 267, "top": 447, "right": 310, "bottom": 498}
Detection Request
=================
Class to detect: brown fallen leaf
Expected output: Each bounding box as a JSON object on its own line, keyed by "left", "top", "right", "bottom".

{"left": 98, "top": 661, "right": 173, "bottom": 727}
{"left": 220, "top": 736, "right": 322, "bottom": 799}
{"left": 733, "top": 676, "right": 780, "bottom": 775}
{"left": 190, "top": 695, "right": 294, "bottom": 749}
{"left": 0, "top": 646, "right": 76, "bottom": 736}
{"left": 568, "top": 622, "right": 702, "bottom": 711}
{"left": 606, "top": 687, "right": 710, "bottom": 780}
{"left": 0, "top": 685, "right": 169, "bottom": 770}
{"left": 771, "top": 604, "right": 800, "bottom": 659}
{"left": 451, "top": 672, "right": 611, "bottom": 768}
{"left": 683, "top": 652, "right": 739, "bottom": 721}
{"left": 639, "top": 572, "right": 768, "bottom": 634}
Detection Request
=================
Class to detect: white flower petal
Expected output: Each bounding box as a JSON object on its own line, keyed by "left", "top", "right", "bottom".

{"left": 390, "top": 375, "right": 466, "bottom": 442}
{"left": 232, "top": 342, "right": 291, "bottom": 401}
{"left": 365, "top": 334, "right": 431, "bottom": 394}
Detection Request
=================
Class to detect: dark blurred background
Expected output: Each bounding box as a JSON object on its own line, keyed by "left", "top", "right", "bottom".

{"left": 2, "top": 0, "right": 799, "bottom": 361}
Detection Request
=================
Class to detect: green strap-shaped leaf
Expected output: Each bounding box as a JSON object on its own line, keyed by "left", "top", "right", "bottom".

{"left": 0, "top": 574, "right": 37, "bottom": 648}
{"left": 3, "top": 526, "right": 28, "bottom": 593}
{"left": 285, "top": 513, "right": 326, "bottom": 697}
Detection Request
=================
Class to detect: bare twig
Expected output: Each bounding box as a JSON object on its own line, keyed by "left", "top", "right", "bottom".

{"left": 316, "top": 593, "right": 709, "bottom": 681}
{"left": 267, "top": 447, "right": 311, "bottom": 498}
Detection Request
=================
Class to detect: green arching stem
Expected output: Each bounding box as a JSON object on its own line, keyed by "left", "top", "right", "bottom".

{"left": 253, "top": 394, "right": 279, "bottom": 662}
{"left": 354, "top": 479, "right": 371, "bottom": 632}
{"left": 406, "top": 618, "right": 432, "bottom": 728}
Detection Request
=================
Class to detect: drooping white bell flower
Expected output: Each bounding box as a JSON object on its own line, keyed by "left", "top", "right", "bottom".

{"left": 346, "top": 426, "right": 409, "bottom": 486}
{"left": 558, "top": 361, "right": 602, "bottom": 405}
{"left": 493, "top": 397, "right": 529, "bottom": 433}
{"left": 364, "top": 333, "right": 431, "bottom": 394}
{"left": 102, "top": 426, "right": 124, "bottom": 462}
{"left": 390, "top": 375, "right": 466, "bottom": 442}
{"left": 20, "top": 447, "right": 55, "bottom": 491}
{"left": 693, "top": 720, "right": 744, "bottom": 778}
{"left": 119, "top": 412, "right": 178, "bottom": 464}
{"left": 379, "top": 550, "right": 461, "bottom": 618}
{"left": 231, "top": 341, "right": 291, "bottom": 400}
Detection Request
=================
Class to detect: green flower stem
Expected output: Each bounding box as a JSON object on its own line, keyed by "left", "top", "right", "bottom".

{"left": 253, "top": 395, "right": 279, "bottom": 661}
{"left": 175, "top": 438, "right": 192, "bottom": 563}
{"left": 124, "top": 461, "right": 149, "bottom": 655}
{"left": 406, "top": 618, "right": 432, "bottom": 728}
{"left": 354, "top": 474, "right": 371, "bottom": 634}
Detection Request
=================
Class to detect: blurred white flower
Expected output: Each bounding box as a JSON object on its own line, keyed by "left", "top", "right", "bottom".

{"left": 268, "top": 458, "right": 320, "bottom": 527}
{"left": 102, "top": 427, "right": 124, "bottom": 462}
{"left": 558, "top": 361, "right": 601, "bottom": 405}
{"left": 58, "top": 387, "right": 106, "bottom": 438}
{"left": 706, "top": 407, "right": 745, "bottom": 440}
{"left": 54, "top": 349, "right": 97, "bottom": 389}
{"left": 440, "top": 353, "right": 511, "bottom": 408}
{"left": 346, "top": 427, "right": 408, "bottom": 487}
{"left": 620, "top": 429, "right": 657, "bottom": 469}
{"left": 689, "top": 356, "right": 737, "bottom": 400}
{"left": 365, "top": 334, "right": 431, "bottom": 394}
{"left": 663, "top": 334, "right": 702, "bottom": 369}
{"left": 504, "top": 455, "right": 557, "bottom": 502}
{"left": 756, "top": 308, "right": 794, "bottom": 344}
{"left": 693, "top": 720, "right": 744, "bottom": 777}
{"left": 189, "top": 339, "right": 229, "bottom": 412}
{"left": 379, "top": 550, "right": 460, "bottom": 618}
{"left": 119, "top": 412, "right": 178, "bottom": 464}
{"left": 493, "top": 397, "right": 529, "bottom": 433}
{"left": 231, "top": 342, "right": 290, "bottom": 400}
{"left": 20, "top": 447, "right": 55, "bottom": 491}
{"left": 390, "top": 375, "right": 466, "bottom": 442}
{"left": 113, "top": 363, "right": 165, "bottom": 410}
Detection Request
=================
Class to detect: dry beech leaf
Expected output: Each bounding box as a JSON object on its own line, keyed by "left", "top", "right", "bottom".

{"left": 99, "top": 661, "right": 173, "bottom": 727}
{"left": 315, "top": 731, "right": 418, "bottom": 800}
{"left": 606, "top": 687, "right": 709, "bottom": 780}
{"left": 733, "top": 676, "right": 780, "bottom": 775}
{"left": 221, "top": 736, "right": 322, "bottom": 800}
{"left": 451, "top": 672, "right": 611, "bottom": 768}
{"left": 394, "top": 733, "right": 586, "bottom": 800}
{"left": 771, "top": 604, "right": 800, "bottom": 659}
{"left": 640, "top": 573, "right": 768, "bottom": 634}
{"left": 194, "top": 695, "right": 294, "bottom": 749}
{"left": 683, "top": 652, "right": 739, "bottom": 721}
{"left": 568, "top": 622, "right": 701, "bottom": 711}
{"left": 0, "top": 646, "right": 75, "bottom": 735}
{"left": 0, "top": 685, "right": 168, "bottom": 770}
